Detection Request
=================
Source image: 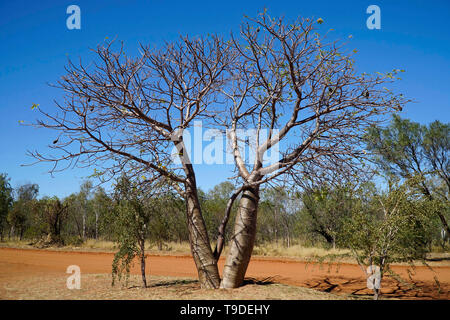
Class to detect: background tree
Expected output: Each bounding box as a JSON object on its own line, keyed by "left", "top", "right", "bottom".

{"left": 78, "top": 180, "right": 93, "bottom": 240}
{"left": 62, "top": 181, "right": 94, "bottom": 241}
{"left": 0, "top": 173, "right": 13, "bottom": 241}
{"left": 8, "top": 183, "right": 39, "bottom": 239}
{"left": 162, "top": 194, "right": 188, "bottom": 244}
{"left": 365, "top": 115, "right": 450, "bottom": 235}
{"left": 301, "top": 184, "right": 355, "bottom": 249}
{"left": 91, "top": 186, "right": 111, "bottom": 240}
{"left": 423, "top": 120, "right": 450, "bottom": 195}
{"left": 147, "top": 195, "right": 171, "bottom": 251}
{"left": 201, "top": 181, "right": 237, "bottom": 243}
{"left": 64, "top": 193, "right": 84, "bottom": 240}
{"left": 258, "top": 187, "right": 296, "bottom": 247}
{"left": 31, "top": 196, "right": 68, "bottom": 246}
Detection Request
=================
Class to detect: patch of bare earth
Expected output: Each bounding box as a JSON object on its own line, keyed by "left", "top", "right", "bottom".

{"left": 0, "top": 273, "right": 346, "bottom": 300}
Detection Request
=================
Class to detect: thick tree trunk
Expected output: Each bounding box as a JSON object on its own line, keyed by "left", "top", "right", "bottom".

{"left": 221, "top": 186, "right": 259, "bottom": 288}
{"left": 185, "top": 185, "right": 221, "bottom": 289}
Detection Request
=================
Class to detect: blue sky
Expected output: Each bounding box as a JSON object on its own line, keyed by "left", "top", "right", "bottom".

{"left": 1, "top": 0, "right": 449, "bottom": 198}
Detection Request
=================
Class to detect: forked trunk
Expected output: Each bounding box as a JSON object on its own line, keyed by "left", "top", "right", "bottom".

{"left": 185, "top": 187, "right": 221, "bottom": 289}
{"left": 221, "top": 186, "right": 259, "bottom": 288}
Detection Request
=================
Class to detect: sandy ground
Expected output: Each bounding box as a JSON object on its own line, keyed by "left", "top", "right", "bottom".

{"left": 0, "top": 273, "right": 347, "bottom": 300}
{"left": 0, "top": 247, "right": 449, "bottom": 299}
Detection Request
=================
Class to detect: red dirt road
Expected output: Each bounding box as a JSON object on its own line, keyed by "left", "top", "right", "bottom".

{"left": 0, "top": 247, "right": 448, "bottom": 299}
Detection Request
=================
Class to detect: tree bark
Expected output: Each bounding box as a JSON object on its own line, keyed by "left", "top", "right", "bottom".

{"left": 221, "top": 186, "right": 260, "bottom": 288}
{"left": 139, "top": 239, "right": 147, "bottom": 288}
{"left": 185, "top": 184, "right": 221, "bottom": 289}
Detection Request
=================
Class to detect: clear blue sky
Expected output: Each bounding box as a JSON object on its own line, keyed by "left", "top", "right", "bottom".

{"left": 1, "top": 0, "right": 449, "bottom": 198}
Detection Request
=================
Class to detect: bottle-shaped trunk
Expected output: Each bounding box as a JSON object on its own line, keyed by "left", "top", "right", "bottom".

{"left": 221, "top": 186, "right": 259, "bottom": 288}
{"left": 185, "top": 188, "right": 221, "bottom": 289}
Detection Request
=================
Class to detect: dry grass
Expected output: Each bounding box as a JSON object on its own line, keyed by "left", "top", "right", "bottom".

{"left": 0, "top": 273, "right": 350, "bottom": 300}
{"left": 252, "top": 242, "right": 351, "bottom": 259}
{"left": 80, "top": 240, "right": 194, "bottom": 255}
{"left": 0, "top": 239, "right": 349, "bottom": 258}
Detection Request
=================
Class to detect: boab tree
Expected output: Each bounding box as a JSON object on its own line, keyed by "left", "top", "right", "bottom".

{"left": 214, "top": 13, "right": 408, "bottom": 288}
{"left": 29, "top": 36, "right": 234, "bottom": 288}
{"left": 30, "top": 12, "right": 408, "bottom": 289}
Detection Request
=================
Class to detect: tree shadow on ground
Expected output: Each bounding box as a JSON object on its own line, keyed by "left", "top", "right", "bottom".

{"left": 127, "top": 277, "right": 278, "bottom": 290}
{"left": 305, "top": 276, "right": 448, "bottom": 300}
{"left": 127, "top": 279, "right": 199, "bottom": 289}
{"left": 242, "top": 276, "right": 277, "bottom": 286}
{"left": 425, "top": 257, "right": 450, "bottom": 262}
{"left": 149, "top": 279, "right": 199, "bottom": 288}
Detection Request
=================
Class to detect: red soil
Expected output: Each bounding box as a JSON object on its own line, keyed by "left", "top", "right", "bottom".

{"left": 0, "top": 247, "right": 448, "bottom": 299}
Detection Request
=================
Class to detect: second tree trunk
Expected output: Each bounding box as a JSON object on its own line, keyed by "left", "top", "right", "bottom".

{"left": 221, "top": 186, "right": 259, "bottom": 288}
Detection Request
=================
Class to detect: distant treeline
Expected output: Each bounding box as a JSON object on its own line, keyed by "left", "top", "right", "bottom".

{"left": 0, "top": 174, "right": 447, "bottom": 251}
